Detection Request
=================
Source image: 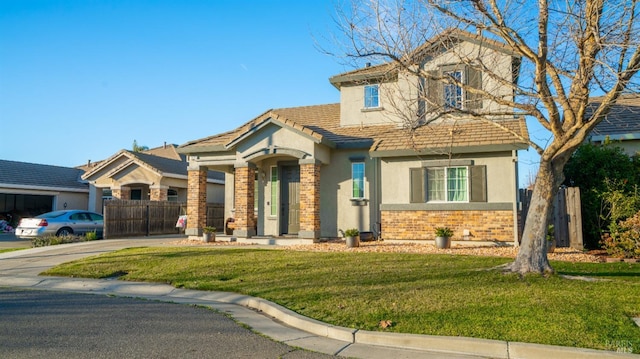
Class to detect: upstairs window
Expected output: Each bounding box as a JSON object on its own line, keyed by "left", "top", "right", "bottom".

{"left": 364, "top": 84, "right": 379, "bottom": 108}
{"left": 443, "top": 71, "right": 463, "bottom": 109}
{"left": 426, "top": 65, "right": 482, "bottom": 111}
{"left": 352, "top": 162, "right": 365, "bottom": 199}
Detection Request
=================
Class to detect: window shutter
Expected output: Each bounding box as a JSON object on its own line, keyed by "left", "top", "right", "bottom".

{"left": 426, "top": 70, "right": 442, "bottom": 111}
{"left": 410, "top": 168, "right": 425, "bottom": 203}
{"left": 469, "top": 165, "right": 487, "bottom": 202}
{"left": 465, "top": 65, "right": 483, "bottom": 110}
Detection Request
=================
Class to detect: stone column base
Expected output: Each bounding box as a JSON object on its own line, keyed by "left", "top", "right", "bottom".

{"left": 233, "top": 229, "right": 256, "bottom": 238}
{"left": 298, "top": 230, "right": 320, "bottom": 240}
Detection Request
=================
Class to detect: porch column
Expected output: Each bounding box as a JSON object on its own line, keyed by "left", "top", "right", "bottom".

{"left": 112, "top": 186, "right": 130, "bottom": 200}
{"left": 234, "top": 162, "right": 256, "bottom": 238}
{"left": 186, "top": 167, "right": 207, "bottom": 238}
{"left": 150, "top": 185, "right": 168, "bottom": 201}
{"left": 299, "top": 159, "right": 321, "bottom": 240}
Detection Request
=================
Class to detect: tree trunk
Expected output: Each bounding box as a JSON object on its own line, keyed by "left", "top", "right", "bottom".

{"left": 505, "top": 161, "right": 561, "bottom": 274}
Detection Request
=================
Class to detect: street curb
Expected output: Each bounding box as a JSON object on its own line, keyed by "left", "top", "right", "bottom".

{"left": 190, "top": 287, "right": 639, "bottom": 359}
{"left": 354, "top": 330, "right": 509, "bottom": 358}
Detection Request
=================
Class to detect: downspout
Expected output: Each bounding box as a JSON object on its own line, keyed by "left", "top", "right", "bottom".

{"left": 373, "top": 156, "right": 382, "bottom": 239}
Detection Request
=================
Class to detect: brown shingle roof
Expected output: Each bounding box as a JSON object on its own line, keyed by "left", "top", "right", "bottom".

{"left": 587, "top": 94, "right": 640, "bottom": 136}
{"left": 178, "top": 103, "right": 529, "bottom": 155}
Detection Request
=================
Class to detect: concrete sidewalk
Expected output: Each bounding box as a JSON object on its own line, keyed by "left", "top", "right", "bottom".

{"left": 0, "top": 238, "right": 637, "bottom": 359}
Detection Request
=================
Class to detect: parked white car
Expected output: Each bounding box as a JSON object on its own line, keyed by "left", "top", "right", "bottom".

{"left": 15, "top": 210, "right": 103, "bottom": 238}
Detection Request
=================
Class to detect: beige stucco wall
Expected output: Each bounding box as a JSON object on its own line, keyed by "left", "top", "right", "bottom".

{"left": 54, "top": 192, "right": 89, "bottom": 211}
{"left": 380, "top": 151, "right": 516, "bottom": 204}
{"left": 318, "top": 150, "right": 377, "bottom": 237}
{"left": 339, "top": 41, "right": 516, "bottom": 128}
{"left": 235, "top": 123, "right": 331, "bottom": 165}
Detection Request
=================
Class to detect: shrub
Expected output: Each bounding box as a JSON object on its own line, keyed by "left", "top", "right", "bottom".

{"left": 203, "top": 226, "right": 216, "bottom": 233}
{"left": 85, "top": 231, "right": 98, "bottom": 241}
{"left": 31, "top": 234, "right": 88, "bottom": 248}
{"left": 563, "top": 142, "right": 638, "bottom": 248}
{"left": 601, "top": 211, "right": 640, "bottom": 258}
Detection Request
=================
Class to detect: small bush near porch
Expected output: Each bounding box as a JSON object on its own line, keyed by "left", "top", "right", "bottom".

{"left": 45, "top": 248, "right": 640, "bottom": 353}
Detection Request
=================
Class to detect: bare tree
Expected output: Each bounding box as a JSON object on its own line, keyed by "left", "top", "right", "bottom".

{"left": 330, "top": 0, "right": 640, "bottom": 274}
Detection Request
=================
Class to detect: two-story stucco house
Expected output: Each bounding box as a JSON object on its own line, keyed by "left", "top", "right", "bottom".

{"left": 178, "top": 29, "right": 530, "bottom": 243}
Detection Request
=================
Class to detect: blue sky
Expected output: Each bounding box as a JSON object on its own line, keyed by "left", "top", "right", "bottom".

{"left": 0, "top": 0, "right": 541, "bottom": 185}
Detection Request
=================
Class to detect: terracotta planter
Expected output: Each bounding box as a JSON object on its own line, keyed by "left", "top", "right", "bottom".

{"left": 435, "top": 236, "right": 451, "bottom": 249}
{"left": 346, "top": 236, "right": 360, "bottom": 248}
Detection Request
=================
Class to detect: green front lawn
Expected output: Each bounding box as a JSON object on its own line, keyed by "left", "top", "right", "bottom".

{"left": 43, "top": 247, "right": 640, "bottom": 353}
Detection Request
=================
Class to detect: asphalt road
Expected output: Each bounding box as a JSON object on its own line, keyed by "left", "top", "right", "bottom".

{"left": 0, "top": 237, "right": 338, "bottom": 359}
{"left": 0, "top": 288, "right": 338, "bottom": 359}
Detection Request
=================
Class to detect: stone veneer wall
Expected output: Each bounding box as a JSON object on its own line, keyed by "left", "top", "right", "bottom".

{"left": 234, "top": 166, "right": 255, "bottom": 234}
{"left": 299, "top": 163, "right": 320, "bottom": 238}
{"left": 112, "top": 187, "right": 131, "bottom": 200}
{"left": 187, "top": 169, "right": 207, "bottom": 233}
{"left": 381, "top": 210, "right": 514, "bottom": 242}
{"left": 150, "top": 187, "right": 168, "bottom": 202}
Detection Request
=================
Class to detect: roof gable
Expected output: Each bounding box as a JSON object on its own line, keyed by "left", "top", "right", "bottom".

{"left": 329, "top": 28, "right": 519, "bottom": 88}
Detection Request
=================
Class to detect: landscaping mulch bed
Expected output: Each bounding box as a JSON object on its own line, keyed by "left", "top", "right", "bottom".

{"left": 170, "top": 238, "right": 603, "bottom": 263}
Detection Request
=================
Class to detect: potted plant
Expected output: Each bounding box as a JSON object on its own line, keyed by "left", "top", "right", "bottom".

{"left": 203, "top": 226, "right": 216, "bottom": 243}
{"left": 434, "top": 227, "right": 453, "bottom": 249}
{"left": 344, "top": 228, "right": 360, "bottom": 248}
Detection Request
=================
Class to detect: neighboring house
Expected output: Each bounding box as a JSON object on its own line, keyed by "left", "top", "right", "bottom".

{"left": 587, "top": 94, "right": 640, "bottom": 156}
{"left": 178, "top": 29, "right": 529, "bottom": 243}
{"left": 82, "top": 144, "right": 225, "bottom": 213}
{"left": 0, "top": 159, "right": 89, "bottom": 219}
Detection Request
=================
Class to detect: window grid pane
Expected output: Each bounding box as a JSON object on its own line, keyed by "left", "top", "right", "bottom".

{"left": 444, "top": 71, "right": 462, "bottom": 109}
{"left": 352, "top": 163, "right": 365, "bottom": 198}
{"left": 364, "top": 85, "right": 379, "bottom": 108}
{"left": 447, "top": 167, "right": 468, "bottom": 202}
{"left": 427, "top": 168, "right": 445, "bottom": 201}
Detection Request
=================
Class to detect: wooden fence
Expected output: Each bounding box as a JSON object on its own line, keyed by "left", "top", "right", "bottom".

{"left": 104, "top": 200, "right": 224, "bottom": 239}
{"left": 519, "top": 187, "right": 583, "bottom": 248}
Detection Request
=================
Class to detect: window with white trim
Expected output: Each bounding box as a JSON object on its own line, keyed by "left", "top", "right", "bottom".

{"left": 443, "top": 71, "right": 463, "bottom": 110}
{"left": 411, "top": 165, "right": 486, "bottom": 203}
{"left": 364, "top": 84, "right": 379, "bottom": 108}
{"left": 352, "top": 162, "right": 365, "bottom": 199}
{"left": 270, "top": 166, "right": 278, "bottom": 216}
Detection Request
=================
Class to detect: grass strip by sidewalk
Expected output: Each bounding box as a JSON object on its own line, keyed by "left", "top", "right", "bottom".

{"left": 44, "top": 247, "right": 640, "bottom": 353}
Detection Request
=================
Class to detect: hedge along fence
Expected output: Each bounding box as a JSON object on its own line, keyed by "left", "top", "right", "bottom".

{"left": 104, "top": 200, "right": 223, "bottom": 239}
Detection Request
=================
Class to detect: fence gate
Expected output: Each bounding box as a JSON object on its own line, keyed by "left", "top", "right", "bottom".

{"left": 519, "top": 187, "right": 583, "bottom": 249}
{"left": 104, "top": 200, "right": 224, "bottom": 239}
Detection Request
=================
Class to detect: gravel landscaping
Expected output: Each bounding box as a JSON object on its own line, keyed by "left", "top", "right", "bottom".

{"left": 170, "top": 238, "right": 602, "bottom": 263}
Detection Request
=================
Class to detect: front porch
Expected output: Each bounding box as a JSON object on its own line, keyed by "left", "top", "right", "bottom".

{"left": 185, "top": 158, "right": 323, "bottom": 240}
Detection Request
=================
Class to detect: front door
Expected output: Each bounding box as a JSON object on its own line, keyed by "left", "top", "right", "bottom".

{"left": 280, "top": 166, "right": 300, "bottom": 234}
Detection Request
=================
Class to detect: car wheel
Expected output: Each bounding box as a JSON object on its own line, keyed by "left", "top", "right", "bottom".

{"left": 56, "top": 227, "right": 73, "bottom": 236}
